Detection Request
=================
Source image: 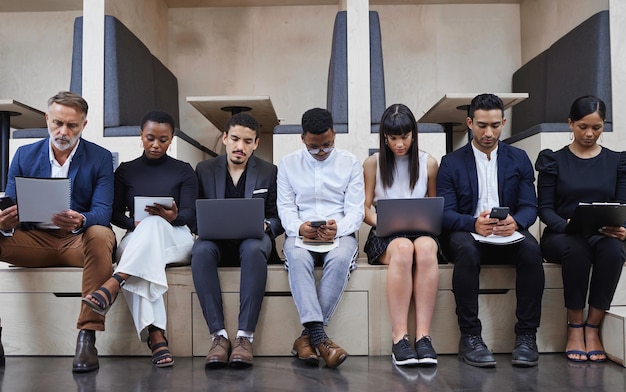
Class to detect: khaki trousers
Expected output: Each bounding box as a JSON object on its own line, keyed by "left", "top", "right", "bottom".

{"left": 0, "top": 225, "right": 115, "bottom": 331}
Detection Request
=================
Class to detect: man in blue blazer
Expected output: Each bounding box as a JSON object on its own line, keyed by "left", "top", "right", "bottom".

{"left": 0, "top": 91, "right": 116, "bottom": 372}
{"left": 437, "top": 94, "right": 545, "bottom": 368}
{"left": 192, "top": 113, "right": 283, "bottom": 369}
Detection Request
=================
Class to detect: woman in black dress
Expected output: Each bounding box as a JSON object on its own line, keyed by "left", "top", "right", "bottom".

{"left": 535, "top": 95, "right": 626, "bottom": 362}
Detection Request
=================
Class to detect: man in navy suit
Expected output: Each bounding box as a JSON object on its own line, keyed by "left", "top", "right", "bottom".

{"left": 0, "top": 91, "right": 116, "bottom": 372}
{"left": 437, "top": 94, "right": 545, "bottom": 368}
{"left": 192, "top": 113, "right": 283, "bottom": 369}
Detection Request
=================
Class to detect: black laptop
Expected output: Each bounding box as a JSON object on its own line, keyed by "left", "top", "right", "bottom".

{"left": 196, "top": 198, "right": 265, "bottom": 240}
{"left": 375, "top": 197, "right": 444, "bottom": 236}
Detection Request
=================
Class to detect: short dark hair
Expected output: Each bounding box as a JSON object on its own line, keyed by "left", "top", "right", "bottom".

{"left": 469, "top": 93, "right": 504, "bottom": 119}
{"left": 225, "top": 113, "right": 260, "bottom": 138}
{"left": 301, "top": 108, "right": 333, "bottom": 135}
{"left": 140, "top": 110, "right": 176, "bottom": 133}
{"left": 569, "top": 95, "right": 606, "bottom": 122}
{"left": 48, "top": 91, "right": 88, "bottom": 116}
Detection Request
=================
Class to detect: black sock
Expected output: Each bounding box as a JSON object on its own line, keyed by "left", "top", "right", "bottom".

{"left": 304, "top": 322, "right": 327, "bottom": 347}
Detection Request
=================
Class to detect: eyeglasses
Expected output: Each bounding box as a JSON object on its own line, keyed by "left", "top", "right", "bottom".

{"left": 306, "top": 141, "right": 335, "bottom": 155}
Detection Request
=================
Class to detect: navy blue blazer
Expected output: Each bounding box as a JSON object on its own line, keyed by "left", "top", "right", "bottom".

{"left": 5, "top": 138, "right": 114, "bottom": 229}
{"left": 195, "top": 154, "right": 284, "bottom": 239}
{"left": 436, "top": 141, "right": 538, "bottom": 233}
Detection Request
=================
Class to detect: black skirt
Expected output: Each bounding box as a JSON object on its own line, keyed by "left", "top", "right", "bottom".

{"left": 363, "top": 227, "right": 444, "bottom": 264}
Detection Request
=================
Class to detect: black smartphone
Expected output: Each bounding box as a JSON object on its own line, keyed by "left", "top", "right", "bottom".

{"left": 490, "top": 207, "right": 509, "bottom": 220}
{"left": 0, "top": 196, "right": 15, "bottom": 210}
{"left": 310, "top": 220, "right": 326, "bottom": 227}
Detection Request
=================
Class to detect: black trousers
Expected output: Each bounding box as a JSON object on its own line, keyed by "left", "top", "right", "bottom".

{"left": 191, "top": 235, "right": 272, "bottom": 333}
{"left": 445, "top": 230, "right": 545, "bottom": 336}
{"left": 541, "top": 230, "right": 625, "bottom": 311}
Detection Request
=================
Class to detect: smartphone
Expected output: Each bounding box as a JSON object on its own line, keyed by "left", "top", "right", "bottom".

{"left": 490, "top": 207, "right": 509, "bottom": 220}
{"left": 0, "top": 196, "right": 16, "bottom": 210}
{"left": 310, "top": 220, "right": 326, "bottom": 227}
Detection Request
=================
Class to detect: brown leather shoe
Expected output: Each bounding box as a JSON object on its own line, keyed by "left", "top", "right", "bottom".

{"left": 229, "top": 336, "right": 254, "bottom": 368}
{"left": 317, "top": 338, "right": 348, "bottom": 369}
{"left": 72, "top": 330, "right": 99, "bottom": 373}
{"left": 205, "top": 335, "right": 231, "bottom": 369}
{"left": 291, "top": 334, "right": 319, "bottom": 366}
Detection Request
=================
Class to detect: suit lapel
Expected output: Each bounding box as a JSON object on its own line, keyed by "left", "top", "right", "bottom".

{"left": 464, "top": 144, "right": 480, "bottom": 210}
{"left": 67, "top": 140, "right": 83, "bottom": 183}
{"left": 215, "top": 155, "right": 227, "bottom": 198}
{"left": 244, "top": 156, "right": 257, "bottom": 199}
{"left": 496, "top": 142, "right": 507, "bottom": 204}
{"left": 38, "top": 142, "right": 52, "bottom": 177}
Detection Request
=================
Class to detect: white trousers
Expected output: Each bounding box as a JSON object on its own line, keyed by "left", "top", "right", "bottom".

{"left": 115, "top": 215, "right": 194, "bottom": 341}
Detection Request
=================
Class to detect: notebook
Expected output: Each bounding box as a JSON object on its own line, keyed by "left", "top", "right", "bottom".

{"left": 14, "top": 176, "right": 71, "bottom": 223}
{"left": 375, "top": 197, "right": 444, "bottom": 237}
{"left": 196, "top": 198, "right": 265, "bottom": 240}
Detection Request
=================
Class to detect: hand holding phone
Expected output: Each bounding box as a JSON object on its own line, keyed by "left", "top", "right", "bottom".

{"left": 0, "top": 196, "right": 16, "bottom": 211}
{"left": 490, "top": 207, "right": 509, "bottom": 220}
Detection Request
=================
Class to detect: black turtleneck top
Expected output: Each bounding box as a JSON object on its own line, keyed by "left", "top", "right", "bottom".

{"left": 112, "top": 153, "right": 198, "bottom": 231}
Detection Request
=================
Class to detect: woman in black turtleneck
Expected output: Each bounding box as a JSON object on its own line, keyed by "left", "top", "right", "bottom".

{"left": 83, "top": 110, "right": 198, "bottom": 368}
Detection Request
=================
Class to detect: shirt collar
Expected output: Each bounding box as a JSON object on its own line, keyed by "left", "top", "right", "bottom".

{"left": 471, "top": 142, "right": 498, "bottom": 161}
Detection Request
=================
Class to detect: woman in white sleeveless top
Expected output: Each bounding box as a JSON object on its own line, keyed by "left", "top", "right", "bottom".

{"left": 363, "top": 104, "right": 440, "bottom": 366}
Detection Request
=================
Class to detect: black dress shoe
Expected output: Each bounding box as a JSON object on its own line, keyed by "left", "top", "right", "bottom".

{"left": 512, "top": 333, "right": 539, "bottom": 367}
{"left": 458, "top": 334, "right": 496, "bottom": 368}
{"left": 72, "top": 330, "right": 99, "bottom": 373}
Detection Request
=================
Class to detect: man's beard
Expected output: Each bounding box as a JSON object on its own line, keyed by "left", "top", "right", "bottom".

{"left": 49, "top": 131, "right": 81, "bottom": 151}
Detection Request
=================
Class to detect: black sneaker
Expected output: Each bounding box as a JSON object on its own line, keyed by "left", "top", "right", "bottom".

{"left": 391, "top": 335, "right": 419, "bottom": 366}
{"left": 416, "top": 335, "right": 437, "bottom": 365}
{"left": 511, "top": 333, "right": 538, "bottom": 367}
{"left": 458, "top": 334, "right": 496, "bottom": 368}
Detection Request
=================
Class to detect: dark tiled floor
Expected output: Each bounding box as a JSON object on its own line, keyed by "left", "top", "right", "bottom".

{"left": 1, "top": 354, "right": 625, "bottom": 392}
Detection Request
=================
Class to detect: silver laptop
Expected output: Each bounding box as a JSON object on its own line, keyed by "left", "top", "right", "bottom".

{"left": 196, "top": 198, "right": 265, "bottom": 240}
{"left": 375, "top": 197, "right": 444, "bottom": 236}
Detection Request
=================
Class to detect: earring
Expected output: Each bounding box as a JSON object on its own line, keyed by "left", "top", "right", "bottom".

{"left": 569, "top": 132, "right": 573, "bottom": 141}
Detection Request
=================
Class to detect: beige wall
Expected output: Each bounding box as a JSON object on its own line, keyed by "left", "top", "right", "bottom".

{"left": 168, "top": 5, "right": 339, "bottom": 165}
{"left": 170, "top": 3, "right": 520, "bottom": 165}
{"left": 2, "top": 1, "right": 620, "bottom": 167}
{"left": 0, "top": 11, "right": 80, "bottom": 114}
{"left": 105, "top": 0, "right": 170, "bottom": 63}
{"left": 519, "top": 0, "right": 608, "bottom": 63}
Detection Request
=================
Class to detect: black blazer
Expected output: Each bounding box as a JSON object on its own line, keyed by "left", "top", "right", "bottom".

{"left": 195, "top": 155, "right": 284, "bottom": 260}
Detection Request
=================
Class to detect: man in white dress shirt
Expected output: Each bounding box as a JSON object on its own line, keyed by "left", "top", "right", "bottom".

{"left": 277, "top": 108, "right": 364, "bottom": 369}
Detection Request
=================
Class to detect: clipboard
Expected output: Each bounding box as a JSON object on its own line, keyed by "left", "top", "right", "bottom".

{"left": 566, "top": 202, "right": 626, "bottom": 235}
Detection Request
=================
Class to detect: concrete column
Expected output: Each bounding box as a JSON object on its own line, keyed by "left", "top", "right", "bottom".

{"left": 82, "top": 0, "right": 105, "bottom": 144}
{"left": 346, "top": 0, "right": 371, "bottom": 162}
{"left": 609, "top": 0, "right": 626, "bottom": 148}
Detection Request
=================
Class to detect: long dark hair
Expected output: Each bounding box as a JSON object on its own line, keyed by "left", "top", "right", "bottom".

{"left": 378, "top": 104, "right": 419, "bottom": 191}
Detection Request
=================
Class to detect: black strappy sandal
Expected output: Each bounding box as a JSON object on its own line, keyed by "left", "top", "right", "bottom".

{"left": 148, "top": 326, "right": 174, "bottom": 368}
{"left": 81, "top": 273, "right": 125, "bottom": 316}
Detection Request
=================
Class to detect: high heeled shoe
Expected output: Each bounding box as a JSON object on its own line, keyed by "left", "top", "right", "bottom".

{"left": 81, "top": 273, "right": 125, "bottom": 316}
{"left": 565, "top": 323, "right": 587, "bottom": 362}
